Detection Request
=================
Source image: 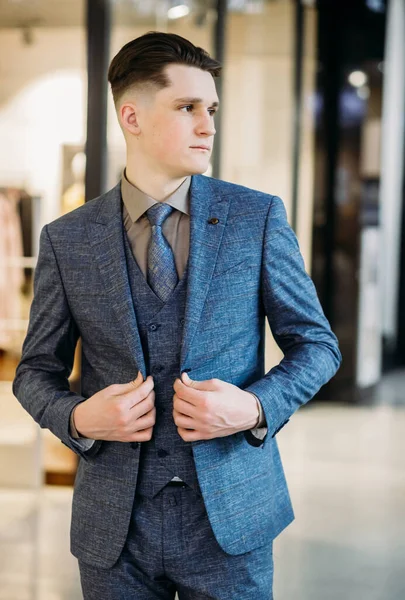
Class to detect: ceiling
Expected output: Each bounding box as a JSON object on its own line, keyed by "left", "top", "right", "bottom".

{"left": 0, "top": 0, "right": 290, "bottom": 29}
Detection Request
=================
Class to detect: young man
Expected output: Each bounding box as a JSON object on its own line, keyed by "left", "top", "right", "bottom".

{"left": 13, "top": 32, "right": 341, "bottom": 599}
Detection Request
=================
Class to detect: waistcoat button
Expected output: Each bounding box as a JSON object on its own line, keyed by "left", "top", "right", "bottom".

{"left": 180, "top": 318, "right": 185, "bottom": 325}
{"left": 157, "top": 449, "right": 169, "bottom": 458}
{"left": 130, "top": 442, "right": 139, "bottom": 449}
{"left": 149, "top": 323, "right": 157, "bottom": 331}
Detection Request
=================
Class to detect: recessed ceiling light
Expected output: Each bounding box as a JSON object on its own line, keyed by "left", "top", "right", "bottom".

{"left": 168, "top": 4, "right": 190, "bottom": 19}
{"left": 348, "top": 70, "right": 368, "bottom": 88}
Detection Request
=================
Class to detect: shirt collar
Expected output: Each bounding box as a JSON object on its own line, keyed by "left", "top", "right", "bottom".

{"left": 120, "top": 168, "right": 191, "bottom": 223}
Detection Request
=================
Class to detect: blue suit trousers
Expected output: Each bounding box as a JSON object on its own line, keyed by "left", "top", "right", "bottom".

{"left": 78, "top": 482, "right": 274, "bottom": 600}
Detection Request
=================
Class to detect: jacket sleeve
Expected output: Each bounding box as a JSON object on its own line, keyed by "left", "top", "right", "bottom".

{"left": 243, "top": 195, "right": 342, "bottom": 447}
{"left": 12, "top": 225, "right": 102, "bottom": 461}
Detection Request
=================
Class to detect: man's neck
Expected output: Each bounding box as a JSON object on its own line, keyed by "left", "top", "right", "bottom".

{"left": 125, "top": 163, "right": 188, "bottom": 202}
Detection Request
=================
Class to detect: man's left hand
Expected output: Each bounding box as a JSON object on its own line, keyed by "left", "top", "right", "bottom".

{"left": 172, "top": 372, "right": 259, "bottom": 442}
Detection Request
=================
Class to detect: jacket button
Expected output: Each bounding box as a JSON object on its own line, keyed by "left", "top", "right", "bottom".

{"left": 157, "top": 449, "right": 169, "bottom": 458}
{"left": 149, "top": 323, "right": 157, "bottom": 331}
{"left": 180, "top": 317, "right": 185, "bottom": 325}
{"left": 130, "top": 442, "right": 139, "bottom": 449}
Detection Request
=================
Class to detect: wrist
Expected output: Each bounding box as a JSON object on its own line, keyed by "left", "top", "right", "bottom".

{"left": 244, "top": 391, "right": 261, "bottom": 429}
{"left": 72, "top": 404, "right": 88, "bottom": 439}
{"left": 253, "top": 397, "right": 261, "bottom": 428}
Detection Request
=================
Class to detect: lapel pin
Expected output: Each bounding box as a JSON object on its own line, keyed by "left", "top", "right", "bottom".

{"left": 208, "top": 217, "right": 219, "bottom": 225}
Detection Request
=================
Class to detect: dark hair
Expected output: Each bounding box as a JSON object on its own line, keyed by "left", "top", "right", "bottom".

{"left": 108, "top": 31, "right": 222, "bottom": 105}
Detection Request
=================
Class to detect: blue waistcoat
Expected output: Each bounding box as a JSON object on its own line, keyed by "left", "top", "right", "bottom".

{"left": 123, "top": 229, "right": 202, "bottom": 500}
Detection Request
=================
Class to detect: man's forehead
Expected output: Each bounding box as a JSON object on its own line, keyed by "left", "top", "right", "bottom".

{"left": 160, "top": 64, "right": 219, "bottom": 104}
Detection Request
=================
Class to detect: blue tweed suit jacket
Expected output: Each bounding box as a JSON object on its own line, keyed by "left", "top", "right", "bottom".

{"left": 13, "top": 174, "right": 341, "bottom": 568}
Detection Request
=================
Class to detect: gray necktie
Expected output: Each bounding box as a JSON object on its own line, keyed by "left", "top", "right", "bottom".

{"left": 145, "top": 203, "right": 179, "bottom": 302}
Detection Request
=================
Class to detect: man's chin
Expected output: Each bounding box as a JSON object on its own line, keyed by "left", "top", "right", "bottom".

{"left": 170, "top": 158, "right": 211, "bottom": 178}
{"left": 185, "top": 160, "right": 212, "bottom": 176}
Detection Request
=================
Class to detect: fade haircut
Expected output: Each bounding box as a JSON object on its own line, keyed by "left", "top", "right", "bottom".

{"left": 108, "top": 31, "right": 222, "bottom": 106}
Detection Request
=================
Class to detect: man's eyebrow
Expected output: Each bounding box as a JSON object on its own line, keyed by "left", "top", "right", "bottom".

{"left": 172, "top": 97, "right": 220, "bottom": 107}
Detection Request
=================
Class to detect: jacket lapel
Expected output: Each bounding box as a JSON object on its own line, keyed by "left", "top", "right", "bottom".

{"left": 85, "top": 183, "right": 147, "bottom": 378}
{"left": 180, "top": 175, "right": 230, "bottom": 369}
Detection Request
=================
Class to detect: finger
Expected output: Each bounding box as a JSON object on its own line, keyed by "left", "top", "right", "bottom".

{"left": 139, "top": 375, "right": 154, "bottom": 395}
{"left": 129, "top": 390, "right": 155, "bottom": 419}
{"left": 174, "top": 377, "right": 209, "bottom": 405}
{"left": 110, "top": 372, "right": 143, "bottom": 396}
{"left": 129, "top": 406, "right": 155, "bottom": 430}
{"left": 173, "top": 395, "right": 196, "bottom": 418}
{"left": 177, "top": 426, "right": 203, "bottom": 442}
{"left": 122, "top": 375, "right": 154, "bottom": 407}
{"left": 127, "top": 429, "right": 153, "bottom": 443}
{"left": 181, "top": 372, "right": 219, "bottom": 392}
{"left": 174, "top": 411, "right": 196, "bottom": 429}
{"left": 130, "top": 371, "right": 144, "bottom": 386}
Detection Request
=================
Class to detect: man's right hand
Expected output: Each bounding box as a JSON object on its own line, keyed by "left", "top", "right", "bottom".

{"left": 73, "top": 372, "right": 156, "bottom": 442}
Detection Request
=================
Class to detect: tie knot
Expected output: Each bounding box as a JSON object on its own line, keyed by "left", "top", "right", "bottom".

{"left": 145, "top": 202, "right": 175, "bottom": 227}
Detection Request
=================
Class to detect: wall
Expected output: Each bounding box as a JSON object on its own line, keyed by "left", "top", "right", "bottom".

{"left": 0, "top": 28, "right": 87, "bottom": 229}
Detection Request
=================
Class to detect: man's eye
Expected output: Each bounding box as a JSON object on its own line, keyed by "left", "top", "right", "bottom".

{"left": 208, "top": 109, "right": 217, "bottom": 116}
{"left": 180, "top": 105, "right": 193, "bottom": 112}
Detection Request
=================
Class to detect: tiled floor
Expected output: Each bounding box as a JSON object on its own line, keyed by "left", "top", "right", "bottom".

{"left": 0, "top": 487, "right": 81, "bottom": 600}
{"left": 1, "top": 370, "right": 404, "bottom": 599}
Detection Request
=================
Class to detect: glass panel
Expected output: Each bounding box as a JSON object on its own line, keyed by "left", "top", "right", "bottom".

{"left": 0, "top": 0, "right": 86, "bottom": 486}
{"left": 222, "top": 0, "right": 317, "bottom": 368}
{"left": 0, "top": 1, "right": 87, "bottom": 376}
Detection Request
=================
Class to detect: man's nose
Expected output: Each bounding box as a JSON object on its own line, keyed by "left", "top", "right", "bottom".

{"left": 196, "top": 115, "right": 216, "bottom": 136}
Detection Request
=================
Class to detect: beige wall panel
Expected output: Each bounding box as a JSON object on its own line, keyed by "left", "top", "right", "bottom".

{"left": 227, "top": 5, "right": 294, "bottom": 57}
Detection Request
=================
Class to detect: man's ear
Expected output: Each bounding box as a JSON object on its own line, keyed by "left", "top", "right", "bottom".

{"left": 119, "top": 102, "right": 141, "bottom": 136}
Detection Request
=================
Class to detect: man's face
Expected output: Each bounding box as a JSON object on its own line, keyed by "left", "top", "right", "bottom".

{"left": 131, "top": 64, "right": 219, "bottom": 178}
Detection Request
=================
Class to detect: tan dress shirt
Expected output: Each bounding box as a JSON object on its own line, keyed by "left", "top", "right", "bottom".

{"left": 70, "top": 170, "right": 267, "bottom": 445}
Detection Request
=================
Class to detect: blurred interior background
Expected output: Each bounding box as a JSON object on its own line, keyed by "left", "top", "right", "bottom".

{"left": 0, "top": 0, "right": 404, "bottom": 598}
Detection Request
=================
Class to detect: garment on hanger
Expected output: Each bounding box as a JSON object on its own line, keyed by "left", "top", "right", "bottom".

{"left": 0, "top": 189, "right": 24, "bottom": 351}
